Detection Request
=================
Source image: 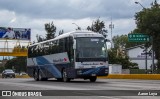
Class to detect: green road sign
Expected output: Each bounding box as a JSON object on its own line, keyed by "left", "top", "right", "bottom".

{"left": 128, "top": 34, "right": 150, "bottom": 42}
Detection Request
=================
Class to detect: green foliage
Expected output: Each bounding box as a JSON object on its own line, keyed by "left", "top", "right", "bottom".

{"left": 36, "top": 34, "right": 45, "bottom": 42}
{"left": 87, "top": 18, "right": 108, "bottom": 38}
{"left": 108, "top": 49, "right": 118, "bottom": 64}
{"left": 4, "top": 57, "right": 27, "bottom": 73}
{"left": 45, "top": 21, "right": 56, "bottom": 40}
{"left": 59, "top": 29, "right": 64, "bottom": 35}
{"left": 0, "top": 66, "right": 5, "bottom": 73}
{"left": 112, "top": 35, "right": 128, "bottom": 49}
{"left": 112, "top": 34, "right": 144, "bottom": 49}
{"left": 135, "top": 0, "right": 160, "bottom": 68}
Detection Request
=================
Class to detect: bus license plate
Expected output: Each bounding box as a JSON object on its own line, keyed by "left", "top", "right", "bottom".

{"left": 91, "top": 74, "right": 96, "bottom": 76}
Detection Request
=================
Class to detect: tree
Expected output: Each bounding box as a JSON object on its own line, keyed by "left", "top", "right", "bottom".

{"left": 36, "top": 34, "right": 45, "bottom": 42}
{"left": 135, "top": 0, "right": 160, "bottom": 68}
{"left": 4, "top": 57, "right": 27, "bottom": 73}
{"left": 109, "top": 34, "right": 140, "bottom": 69}
{"left": 112, "top": 34, "right": 143, "bottom": 49}
{"left": 112, "top": 35, "right": 128, "bottom": 49}
{"left": 58, "top": 29, "right": 64, "bottom": 35}
{"left": 45, "top": 21, "right": 56, "bottom": 40}
{"left": 87, "top": 18, "right": 108, "bottom": 38}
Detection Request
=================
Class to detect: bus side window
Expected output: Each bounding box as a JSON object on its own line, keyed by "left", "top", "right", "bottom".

{"left": 59, "top": 39, "right": 64, "bottom": 53}
{"left": 32, "top": 45, "right": 36, "bottom": 57}
{"left": 69, "top": 37, "right": 74, "bottom": 64}
{"left": 49, "top": 41, "right": 53, "bottom": 54}
{"left": 52, "top": 41, "right": 56, "bottom": 54}
{"left": 63, "top": 38, "right": 66, "bottom": 52}
{"left": 28, "top": 47, "right": 31, "bottom": 58}
{"left": 55, "top": 40, "right": 59, "bottom": 53}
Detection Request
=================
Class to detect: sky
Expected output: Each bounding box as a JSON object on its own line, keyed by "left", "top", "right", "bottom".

{"left": 0, "top": 0, "right": 159, "bottom": 46}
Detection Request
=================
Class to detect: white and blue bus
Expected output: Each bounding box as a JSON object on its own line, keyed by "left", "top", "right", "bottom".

{"left": 27, "top": 31, "right": 108, "bottom": 82}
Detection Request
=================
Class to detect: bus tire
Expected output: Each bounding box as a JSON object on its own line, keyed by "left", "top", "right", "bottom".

{"left": 38, "top": 70, "right": 48, "bottom": 81}
{"left": 57, "top": 78, "right": 62, "bottom": 81}
{"left": 42, "top": 78, "right": 48, "bottom": 81}
{"left": 38, "top": 71, "right": 42, "bottom": 81}
{"left": 62, "top": 69, "right": 70, "bottom": 82}
{"left": 34, "top": 70, "right": 39, "bottom": 81}
{"left": 89, "top": 76, "right": 97, "bottom": 82}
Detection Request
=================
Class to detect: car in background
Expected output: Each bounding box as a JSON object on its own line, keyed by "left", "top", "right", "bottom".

{"left": 2, "top": 69, "right": 15, "bottom": 78}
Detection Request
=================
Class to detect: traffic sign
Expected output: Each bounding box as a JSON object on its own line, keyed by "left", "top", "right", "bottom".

{"left": 128, "top": 34, "right": 150, "bottom": 42}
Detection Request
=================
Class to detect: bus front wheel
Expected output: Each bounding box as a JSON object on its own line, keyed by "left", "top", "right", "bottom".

{"left": 89, "top": 76, "right": 97, "bottom": 82}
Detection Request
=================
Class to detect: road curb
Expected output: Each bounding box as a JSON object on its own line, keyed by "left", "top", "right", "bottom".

{"left": 98, "top": 74, "right": 160, "bottom": 80}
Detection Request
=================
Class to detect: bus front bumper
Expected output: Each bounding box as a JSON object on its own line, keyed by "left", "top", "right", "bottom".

{"left": 76, "top": 66, "right": 108, "bottom": 77}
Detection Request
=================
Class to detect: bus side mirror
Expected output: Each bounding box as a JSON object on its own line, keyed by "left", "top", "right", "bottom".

{"left": 73, "top": 39, "right": 76, "bottom": 49}
{"left": 105, "top": 39, "right": 110, "bottom": 42}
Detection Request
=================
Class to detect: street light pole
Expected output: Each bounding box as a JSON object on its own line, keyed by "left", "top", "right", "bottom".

{"left": 135, "top": 1, "right": 148, "bottom": 74}
{"left": 151, "top": 36, "right": 155, "bottom": 73}
{"left": 135, "top": 1, "right": 155, "bottom": 73}
{"left": 72, "top": 23, "right": 81, "bottom": 30}
{"left": 135, "top": 2, "right": 145, "bottom": 9}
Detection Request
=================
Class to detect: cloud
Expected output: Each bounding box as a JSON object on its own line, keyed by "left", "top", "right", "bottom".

{"left": 0, "top": 0, "right": 153, "bottom": 20}
{"left": 0, "top": 0, "right": 158, "bottom": 43}
{"left": 10, "top": 17, "right": 16, "bottom": 23}
{"left": 0, "top": 10, "right": 16, "bottom": 26}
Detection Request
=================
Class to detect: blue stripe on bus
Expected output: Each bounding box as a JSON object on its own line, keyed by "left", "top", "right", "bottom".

{"left": 82, "top": 66, "right": 106, "bottom": 75}
{"left": 36, "top": 56, "right": 62, "bottom": 78}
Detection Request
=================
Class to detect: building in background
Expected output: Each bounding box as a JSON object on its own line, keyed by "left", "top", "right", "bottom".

{"left": 126, "top": 45, "right": 157, "bottom": 69}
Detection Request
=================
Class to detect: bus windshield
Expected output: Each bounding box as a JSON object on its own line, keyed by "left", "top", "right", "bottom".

{"left": 76, "top": 37, "right": 107, "bottom": 58}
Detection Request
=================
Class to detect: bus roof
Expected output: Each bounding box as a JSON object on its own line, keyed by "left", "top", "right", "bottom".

{"left": 29, "top": 30, "right": 104, "bottom": 47}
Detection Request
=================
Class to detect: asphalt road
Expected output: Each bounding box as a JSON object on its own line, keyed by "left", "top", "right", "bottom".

{"left": 0, "top": 78, "right": 160, "bottom": 99}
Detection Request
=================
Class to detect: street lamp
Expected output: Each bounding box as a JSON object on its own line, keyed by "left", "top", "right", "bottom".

{"left": 72, "top": 23, "right": 81, "bottom": 30}
{"left": 135, "top": 2, "right": 145, "bottom": 9}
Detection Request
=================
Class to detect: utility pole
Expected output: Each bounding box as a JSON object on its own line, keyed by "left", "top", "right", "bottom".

{"left": 109, "top": 17, "right": 114, "bottom": 48}
{"left": 145, "top": 45, "right": 148, "bottom": 74}
{"left": 151, "top": 36, "right": 155, "bottom": 73}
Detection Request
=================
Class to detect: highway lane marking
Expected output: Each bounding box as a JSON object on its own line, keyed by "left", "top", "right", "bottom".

{"left": 99, "top": 96, "right": 121, "bottom": 99}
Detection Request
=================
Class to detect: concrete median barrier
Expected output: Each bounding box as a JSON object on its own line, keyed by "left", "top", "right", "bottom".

{"left": 15, "top": 75, "right": 30, "bottom": 78}
{"left": 98, "top": 74, "right": 160, "bottom": 80}
{"left": 0, "top": 75, "right": 30, "bottom": 78}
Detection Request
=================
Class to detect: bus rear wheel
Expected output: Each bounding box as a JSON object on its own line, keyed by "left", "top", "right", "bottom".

{"left": 62, "top": 69, "right": 70, "bottom": 82}
{"left": 89, "top": 76, "right": 97, "bottom": 82}
{"left": 38, "top": 70, "right": 48, "bottom": 81}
